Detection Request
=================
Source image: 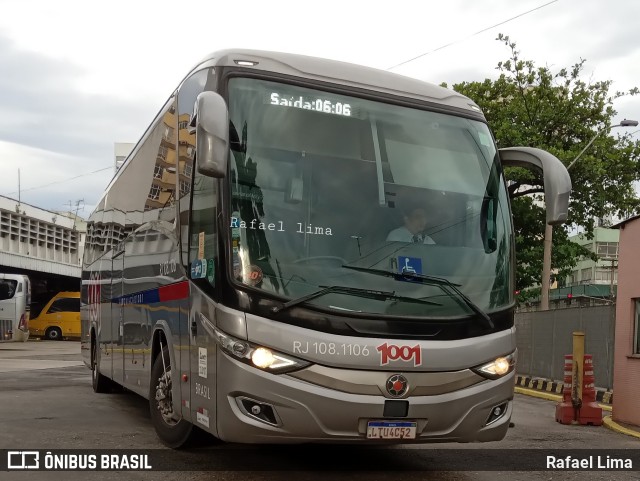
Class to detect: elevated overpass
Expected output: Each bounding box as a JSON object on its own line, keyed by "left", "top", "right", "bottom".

{"left": 0, "top": 195, "right": 85, "bottom": 314}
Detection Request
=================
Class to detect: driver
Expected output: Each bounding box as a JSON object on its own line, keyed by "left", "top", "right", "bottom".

{"left": 386, "top": 205, "right": 435, "bottom": 244}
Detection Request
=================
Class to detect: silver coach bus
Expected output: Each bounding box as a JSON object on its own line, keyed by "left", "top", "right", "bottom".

{"left": 81, "top": 49, "right": 571, "bottom": 448}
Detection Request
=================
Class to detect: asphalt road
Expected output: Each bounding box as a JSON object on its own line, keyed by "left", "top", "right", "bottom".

{"left": 1, "top": 340, "right": 638, "bottom": 481}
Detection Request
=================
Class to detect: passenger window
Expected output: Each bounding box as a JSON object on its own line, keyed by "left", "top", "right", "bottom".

{"left": 46, "top": 298, "right": 79, "bottom": 313}
{"left": 47, "top": 300, "right": 65, "bottom": 314}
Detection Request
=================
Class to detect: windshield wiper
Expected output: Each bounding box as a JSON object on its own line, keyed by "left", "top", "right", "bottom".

{"left": 271, "top": 285, "right": 441, "bottom": 314}
{"left": 341, "top": 265, "right": 494, "bottom": 329}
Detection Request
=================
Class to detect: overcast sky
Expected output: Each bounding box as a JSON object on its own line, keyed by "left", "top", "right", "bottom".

{"left": 1, "top": 0, "right": 639, "bottom": 217}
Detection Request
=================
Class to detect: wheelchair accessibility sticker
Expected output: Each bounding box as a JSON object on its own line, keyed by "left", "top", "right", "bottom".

{"left": 397, "top": 256, "right": 422, "bottom": 277}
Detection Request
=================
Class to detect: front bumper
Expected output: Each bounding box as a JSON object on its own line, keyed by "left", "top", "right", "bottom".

{"left": 214, "top": 352, "right": 515, "bottom": 444}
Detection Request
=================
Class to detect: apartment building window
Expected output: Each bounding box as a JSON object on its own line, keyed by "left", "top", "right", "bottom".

{"left": 569, "top": 270, "right": 578, "bottom": 285}
{"left": 153, "top": 165, "right": 164, "bottom": 179}
{"left": 595, "top": 268, "right": 617, "bottom": 282}
{"left": 581, "top": 267, "right": 592, "bottom": 283}
{"left": 148, "top": 184, "right": 160, "bottom": 200}
{"left": 157, "top": 145, "right": 168, "bottom": 161}
{"left": 179, "top": 180, "right": 190, "bottom": 195}
{"left": 596, "top": 242, "right": 618, "bottom": 259}
{"left": 178, "top": 120, "right": 189, "bottom": 130}
{"left": 163, "top": 126, "right": 174, "bottom": 141}
{"left": 184, "top": 162, "right": 193, "bottom": 177}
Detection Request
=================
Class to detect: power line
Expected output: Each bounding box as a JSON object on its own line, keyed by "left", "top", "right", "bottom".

{"left": 5, "top": 166, "right": 112, "bottom": 196}
{"left": 387, "top": 0, "right": 559, "bottom": 71}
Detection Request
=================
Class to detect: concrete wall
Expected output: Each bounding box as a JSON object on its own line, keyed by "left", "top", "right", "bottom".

{"left": 612, "top": 217, "right": 640, "bottom": 427}
{"left": 515, "top": 305, "right": 615, "bottom": 389}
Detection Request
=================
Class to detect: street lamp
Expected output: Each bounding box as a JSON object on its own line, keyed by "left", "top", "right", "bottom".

{"left": 540, "top": 119, "right": 638, "bottom": 310}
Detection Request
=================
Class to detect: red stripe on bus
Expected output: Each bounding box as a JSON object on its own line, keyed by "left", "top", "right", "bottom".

{"left": 158, "top": 281, "right": 190, "bottom": 302}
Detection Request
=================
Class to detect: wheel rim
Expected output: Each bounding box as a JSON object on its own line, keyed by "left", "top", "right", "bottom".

{"left": 155, "top": 369, "right": 177, "bottom": 426}
{"left": 49, "top": 329, "right": 59, "bottom": 340}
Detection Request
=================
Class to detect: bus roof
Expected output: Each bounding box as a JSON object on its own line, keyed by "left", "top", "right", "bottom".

{"left": 197, "top": 49, "right": 484, "bottom": 116}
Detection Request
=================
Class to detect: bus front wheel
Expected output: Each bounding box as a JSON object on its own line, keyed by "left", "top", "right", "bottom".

{"left": 91, "top": 339, "right": 112, "bottom": 393}
{"left": 149, "top": 346, "right": 193, "bottom": 448}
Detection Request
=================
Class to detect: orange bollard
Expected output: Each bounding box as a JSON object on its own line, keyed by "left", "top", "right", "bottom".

{"left": 577, "top": 355, "right": 602, "bottom": 426}
{"left": 555, "top": 354, "right": 575, "bottom": 424}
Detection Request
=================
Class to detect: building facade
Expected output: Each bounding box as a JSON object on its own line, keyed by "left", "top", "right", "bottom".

{"left": 0, "top": 195, "right": 85, "bottom": 277}
{"left": 611, "top": 215, "right": 640, "bottom": 427}
{"left": 564, "top": 227, "right": 619, "bottom": 289}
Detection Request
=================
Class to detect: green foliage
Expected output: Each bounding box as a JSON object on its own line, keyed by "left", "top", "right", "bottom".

{"left": 449, "top": 34, "right": 640, "bottom": 291}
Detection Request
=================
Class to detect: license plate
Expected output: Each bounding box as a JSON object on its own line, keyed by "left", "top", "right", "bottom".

{"left": 366, "top": 420, "right": 417, "bottom": 439}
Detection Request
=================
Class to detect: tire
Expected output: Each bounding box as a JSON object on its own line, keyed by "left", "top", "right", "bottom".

{"left": 45, "top": 327, "right": 63, "bottom": 340}
{"left": 91, "top": 338, "right": 112, "bottom": 393}
{"left": 149, "top": 346, "right": 193, "bottom": 448}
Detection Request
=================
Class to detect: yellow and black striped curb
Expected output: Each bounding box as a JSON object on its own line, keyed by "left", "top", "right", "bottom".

{"left": 515, "top": 375, "right": 613, "bottom": 404}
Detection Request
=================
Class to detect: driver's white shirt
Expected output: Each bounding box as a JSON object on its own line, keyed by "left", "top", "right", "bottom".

{"left": 386, "top": 226, "right": 435, "bottom": 244}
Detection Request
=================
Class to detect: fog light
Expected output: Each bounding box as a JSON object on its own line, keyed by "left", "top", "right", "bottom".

{"left": 238, "top": 397, "right": 279, "bottom": 426}
{"left": 486, "top": 402, "right": 508, "bottom": 426}
{"left": 251, "top": 348, "right": 275, "bottom": 368}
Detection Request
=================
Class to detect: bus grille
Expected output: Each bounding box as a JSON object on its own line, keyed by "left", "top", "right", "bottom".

{"left": 0, "top": 319, "right": 12, "bottom": 341}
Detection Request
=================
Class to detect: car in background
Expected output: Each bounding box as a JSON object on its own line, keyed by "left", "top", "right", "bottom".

{"left": 29, "top": 291, "right": 80, "bottom": 340}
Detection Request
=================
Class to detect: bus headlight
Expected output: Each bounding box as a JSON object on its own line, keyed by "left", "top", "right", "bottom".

{"left": 472, "top": 351, "right": 516, "bottom": 380}
{"left": 213, "top": 326, "right": 310, "bottom": 374}
{"left": 251, "top": 347, "right": 274, "bottom": 368}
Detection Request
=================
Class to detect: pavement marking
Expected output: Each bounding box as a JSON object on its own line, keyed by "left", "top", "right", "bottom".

{"left": 603, "top": 416, "right": 640, "bottom": 440}
{"left": 515, "top": 386, "right": 612, "bottom": 412}
{"left": 0, "top": 359, "right": 84, "bottom": 373}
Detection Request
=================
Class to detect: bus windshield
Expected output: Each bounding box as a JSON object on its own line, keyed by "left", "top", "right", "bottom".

{"left": 227, "top": 77, "right": 513, "bottom": 318}
{"left": 0, "top": 280, "right": 18, "bottom": 301}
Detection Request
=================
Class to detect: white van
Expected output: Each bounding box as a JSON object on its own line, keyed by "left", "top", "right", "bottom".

{"left": 0, "top": 274, "right": 30, "bottom": 342}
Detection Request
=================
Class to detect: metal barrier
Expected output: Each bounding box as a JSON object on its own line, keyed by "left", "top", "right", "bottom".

{"left": 515, "top": 305, "right": 615, "bottom": 389}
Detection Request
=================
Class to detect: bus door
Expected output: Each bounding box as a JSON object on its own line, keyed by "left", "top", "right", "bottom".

{"left": 188, "top": 286, "right": 217, "bottom": 434}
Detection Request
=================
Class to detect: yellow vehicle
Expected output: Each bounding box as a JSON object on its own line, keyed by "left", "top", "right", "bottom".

{"left": 29, "top": 292, "right": 80, "bottom": 340}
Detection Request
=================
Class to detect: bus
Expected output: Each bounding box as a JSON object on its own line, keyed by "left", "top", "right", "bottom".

{"left": 0, "top": 273, "right": 30, "bottom": 342}
{"left": 29, "top": 291, "right": 81, "bottom": 340}
{"left": 81, "top": 49, "right": 571, "bottom": 448}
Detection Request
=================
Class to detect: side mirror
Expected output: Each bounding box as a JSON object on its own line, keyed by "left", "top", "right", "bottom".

{"left": 191, "top": 92, "right": 229, "bottom": 178}
{"left": 499, "top": 147, "right": 572, "bottom": 225}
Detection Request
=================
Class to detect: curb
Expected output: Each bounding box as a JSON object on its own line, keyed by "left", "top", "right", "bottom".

{"left": 515, "top": 374, "right": 613, "bottom": 404}
{"left": 514, "top": 386, "right": 612, "bottom": 412}
{"left": 515, "top": 377, "right": 640, "bottom": 439}
{"left": 603, "top": 416, "right": 640, "bottom": 440}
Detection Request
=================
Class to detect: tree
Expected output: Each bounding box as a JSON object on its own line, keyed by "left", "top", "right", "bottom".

{"left": 444, "top": 34, "right": 640, "bottom": 296}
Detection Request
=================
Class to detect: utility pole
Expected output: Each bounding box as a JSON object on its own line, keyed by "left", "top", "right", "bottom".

{"left": 68, "top": 199, "right": 84, "bottom": 230}
{"left": 609, "top": 258, "right": 616, "bottom": 301}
